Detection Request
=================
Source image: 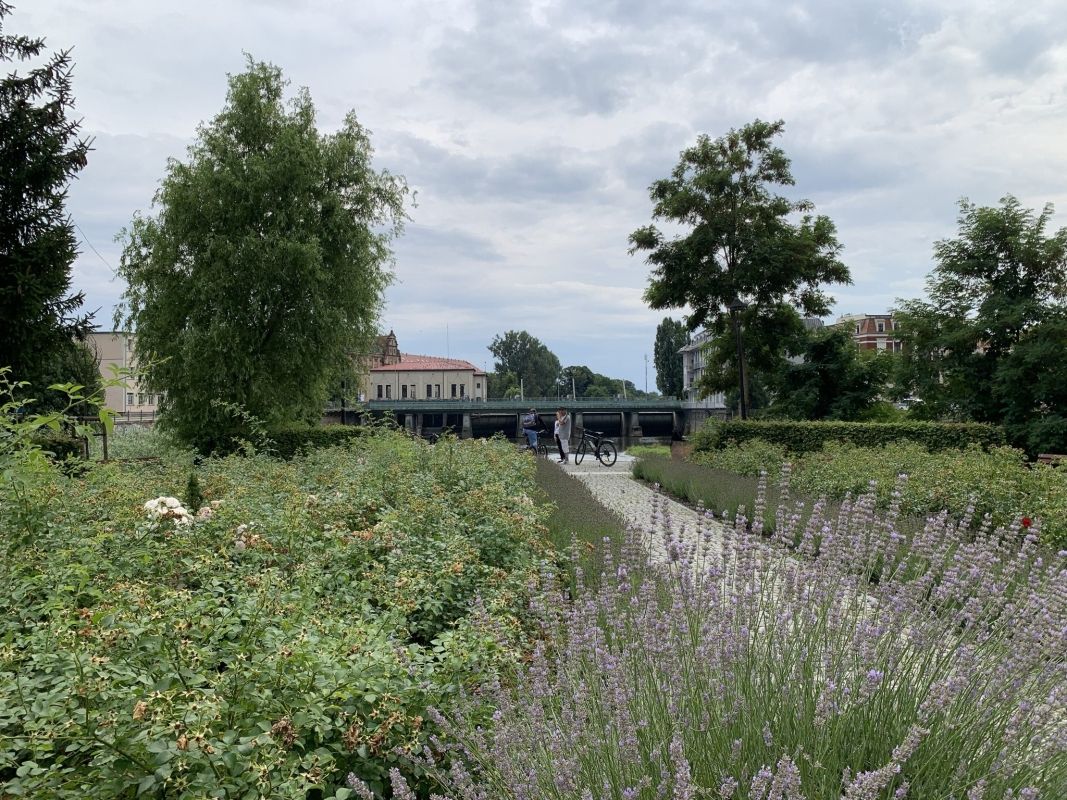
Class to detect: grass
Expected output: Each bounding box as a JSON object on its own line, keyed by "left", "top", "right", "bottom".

{"left": 632, "top": 454, "right": 773, "bottom": 526}
{"left": 532, "top": 457, "right": 627, "bottom": 589}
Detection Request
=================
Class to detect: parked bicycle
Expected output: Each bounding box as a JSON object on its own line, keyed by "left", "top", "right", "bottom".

{"left": 573, "top": 427, "right": 618, "bottom": 467}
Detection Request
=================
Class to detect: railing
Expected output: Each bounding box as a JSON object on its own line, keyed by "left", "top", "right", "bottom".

{"left": 326, "top": 397, "right": 683, "bottom": 412}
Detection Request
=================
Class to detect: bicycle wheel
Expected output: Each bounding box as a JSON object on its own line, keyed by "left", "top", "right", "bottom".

{"left": 597, "top": 440, "right": 617, "bottom": 467}
{"left": 574, "top": 439, "right": 586, "bottom": 465}
{"left": 537, "top": 440, "right": 549, "bottom": 458}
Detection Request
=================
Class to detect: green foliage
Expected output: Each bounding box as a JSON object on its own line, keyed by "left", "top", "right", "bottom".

{"left": 115, "top": 58, "right": 407, "bottom": 452}
{"left": 624, "top": 444, "right": 671, "bottom": 459}
{"left": 632, "top": 455, "right": 776, "bottom": 531}
{"left": 30, "top": 431, "right": 84, "bottom": 462}
{"left": 894, "top": 196, "right": 1067, "bottom": 447}
{"left": 690, "top": 436, "right": 1067, "bottom": 547}
{"left": 767, "top": 326, "right": 893, "bottom": 420}
{"left": 487, "top": 331, "right": 561, "bottom": 397}
{"left": 0, "top": 4, "right": 96, "bottom": 401}
{"left": 0, "top": 430, "right": 551, "bottom": 797}
{"left": 693, "top": 418, "right": 1004, "bottom": 455}
{"left": 271, "top": 424, "right": 365, "bottom": 459}
{"left": 184, "top": 471, "right": 203, "bottom": 511}
{"left": 631, "top": 120, "right": 851, "bottom": 407}
{"left": 559, "top": 364, "right": 653, "bottom": 400}
{"left": 653, "top": 317, "right": 688, "bottom": 397}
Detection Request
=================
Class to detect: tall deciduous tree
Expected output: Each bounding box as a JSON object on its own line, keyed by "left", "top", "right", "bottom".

{"left": 895, "top": 196, "right": 1067, "bottom": 451}
{"left": 630, "top": 120, "right": 850, "bottom": 407}
{"left": 0, "top": 2, "right": 97, "bottom": 409}
{"left": 653, "top": 317, "right": 688, "bottom": 397}
{"left": 116, "top": 59, "right": 407, "bottom": 451}
{"left": 768, "top": 326, "right": 892, "bottom": 420}
{"left": 487, "top": 331, "right": 561, "bottom": 398}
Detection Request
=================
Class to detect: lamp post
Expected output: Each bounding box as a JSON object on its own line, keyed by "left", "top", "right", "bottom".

{"left": 728, "top": 299, "right": 749, "bottom": 420}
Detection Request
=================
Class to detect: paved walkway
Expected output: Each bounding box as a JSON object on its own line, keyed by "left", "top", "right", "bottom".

{"left": 554, "top": 451, "right": 725, "bottom": 562}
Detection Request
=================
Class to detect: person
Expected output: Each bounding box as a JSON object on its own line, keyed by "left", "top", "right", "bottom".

{"left": 521, "top": 408, "right": 540, "bottom": 450}
{"left": 554, "top": 407, "right": 572, "bottom": 463}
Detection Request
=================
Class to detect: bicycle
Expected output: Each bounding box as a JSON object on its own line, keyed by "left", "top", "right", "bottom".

{"left": 520, "top": 428, "right": 549, "bottom": 458}
{"left": 573, "top": 427, "right": 618, "bottom": 467}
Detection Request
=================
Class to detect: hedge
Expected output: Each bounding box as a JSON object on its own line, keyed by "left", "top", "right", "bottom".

{"left": 32, "top": 432, "right": 86, "bottom": 461}
{"left": 270, "top": 424, "right": 365, "bottom": 459}
{"left": 692, "top": 419, "right": 1005, "bottom": 454}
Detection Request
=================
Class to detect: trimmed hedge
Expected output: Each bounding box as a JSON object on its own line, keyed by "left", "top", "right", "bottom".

{"left": 692, "top": 419, "right": 1005, "bottom": 454}
{"left": 270, "top": 424, "right": 365, "bottom": 459}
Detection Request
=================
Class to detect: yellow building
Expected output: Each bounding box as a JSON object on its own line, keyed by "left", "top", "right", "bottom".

{"left": 367, "top": 353, "right": 487, "bottom": 401}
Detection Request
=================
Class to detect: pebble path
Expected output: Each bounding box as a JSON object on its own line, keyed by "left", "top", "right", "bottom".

{"left": 554, "top": 451, "right": 726, "bottom": 561}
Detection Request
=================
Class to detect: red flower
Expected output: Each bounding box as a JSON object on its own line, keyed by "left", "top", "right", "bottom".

{"left": 1021, "top": 516, "right": 1032, "bottom": 529}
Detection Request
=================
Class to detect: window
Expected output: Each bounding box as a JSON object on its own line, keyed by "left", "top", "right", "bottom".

{"left": 376, "top": 385, "right": 383, "bottom": 399}
{"left": 385, "top": 384, "right": 391, "bottom": 399}
{"left": 126, "top": 392, "right": 134, "bottom": 406}
{"left": 434, "top": 384, "right": 441, "bottom": 398}
{"left": 854, "top": 324, "right": 861, "bottom": 334}
{"left": 411, "top": 385, "right": 416, "bottom": 399}
{"left": 451, "top": 383, "right": 457, "bottom": 398}
{"left": 877, "top": 320, "right": 885, "bottom": 333}
{"left": 459, "top": 384, "right": 465, "bottom": 397}
{"left": 138, "top": 393, "right": 145, "bottom": 405}
{"left": 894, "top": 341, "right": 903, "bottom": 352}
{"left": 476, "top": 382, "right": 481, "bottom": 391}
{"left": 401, "top": 384, "right": 408, "bottom": 399}
{"left": 426, "top": 384, "right": 432, "bottom": 398}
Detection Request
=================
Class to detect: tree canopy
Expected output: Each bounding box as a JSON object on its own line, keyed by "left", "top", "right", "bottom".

{"left": 653, "top": 317, "right": 688, "bottom": 397}
{"left": 116, "top": 59, "right": 407, "bottom": 451}
{"left": 487, "top": 331, "right": 561, "bottom": 398}
{"left": 630, "top": 120, "right": 850, "bottom": 409}
{"left": 0, "top": 2, "right": 98, "bottom": 409}
{"left": 894, "top": 196, "right": 1067, "bottom": 452}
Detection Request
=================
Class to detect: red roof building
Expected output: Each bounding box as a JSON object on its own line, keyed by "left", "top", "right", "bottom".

{"left": 365, "top": 350, "right": 487, "bottom": 401}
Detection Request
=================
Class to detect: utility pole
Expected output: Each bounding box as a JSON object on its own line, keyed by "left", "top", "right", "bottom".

{"left": 572, "top": 376, "right": 576, "bottom": 400}
{"left": 644, "top": 353, "right": 648, "bottom": 394}
{"left": 520, "top": 377, "right": 524, "bottom": 401}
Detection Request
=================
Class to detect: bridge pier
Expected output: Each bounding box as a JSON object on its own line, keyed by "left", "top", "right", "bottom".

{"left": 405, "top": 415, "right": 416, "bottom": 435}
{"left": 627, "top": 411, "right": 643, "bottom": 437}
{"left": 461, "top": 413, "right": 472, "bottom": 439}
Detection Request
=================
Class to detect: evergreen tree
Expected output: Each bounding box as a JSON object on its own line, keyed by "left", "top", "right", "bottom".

{"left": 653, "top": 317, "right": 688, "bottom": 397}
{"left": 0, "top": 2, "right": 96, "bottom": 409}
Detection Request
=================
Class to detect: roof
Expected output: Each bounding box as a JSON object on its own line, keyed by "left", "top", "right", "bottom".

{"left": 370, "top": 353, "right": 485, "bottom": 374}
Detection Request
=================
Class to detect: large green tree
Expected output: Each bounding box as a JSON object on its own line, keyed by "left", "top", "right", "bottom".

{"left": 0, "top": 2, "right": 98, "bottom": 410}
{"left": 895, "top": 196, "right": 1067, "bottom": 443}
{"left": 630, "top": 120, "right": 850, "bottom": 409}
{"left": 653, "top": 317, "right": 688, "bottom": 397}
{"left": 487, "top": 331, "right": 561, "bottom": 398}
{"left": 768, "top": 326, "right": 892, "bottom": 420}
{"left": 117, "top": 59, "right": 407, "bottom": 451}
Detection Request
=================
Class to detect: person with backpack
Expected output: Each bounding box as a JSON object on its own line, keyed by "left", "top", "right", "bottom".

{"left": 521, "top": 408, "right": 541, "bottom": 450}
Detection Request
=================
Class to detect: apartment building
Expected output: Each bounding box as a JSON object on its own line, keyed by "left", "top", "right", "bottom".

{"left": 678, "top": 330, "right": 726, "bottom": 408}
{"left": 86, "top": 331, "right": 160, "bottom": 418}
{"left": 836, "top": 313, "right": 902, "bottom": 352}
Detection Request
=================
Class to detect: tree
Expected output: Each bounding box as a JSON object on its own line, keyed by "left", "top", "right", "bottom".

{"left": 487, "top": 331, "right": 561, "bottom": 398}
{"left": 0, "top": 2, "right": 97, "bottom": 409}
{"left": 653, "top": 317, "right": 688, "bottom": 397}
{"left": 767, "top": 326, "right": 892, "bottom": 420}
{"left": 994, "top": 315, "right": 1067, "bottom": 454}
{"left": 116, "top": 59, "right": 407, "bottom": 451}
{"left": 895, "top": 196, "right": 1067, "bottom": 436}
{"left": 630, "top": 120, "right": 850, "bottom": 409}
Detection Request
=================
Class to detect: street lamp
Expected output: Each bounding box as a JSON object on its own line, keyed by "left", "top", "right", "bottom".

{"left": 728, "top": 299, "right": 749, "bottom": 420}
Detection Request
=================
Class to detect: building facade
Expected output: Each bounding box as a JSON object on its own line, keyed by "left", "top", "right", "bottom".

{"left": 87, "top": 331, "right": 160, "bottom": 419}
{"left": 836, "top": 313, "right": 902, "bottom": 351}
{"left": 678, "top": 331, "right": 726, "bottom": 409}
{"left": 368, "top": 354, "right": 487, "bottom": 401}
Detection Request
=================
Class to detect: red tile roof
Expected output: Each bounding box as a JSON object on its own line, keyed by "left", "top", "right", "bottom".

{"left": 370, "top": 353, "right": 485, "bottom": 374}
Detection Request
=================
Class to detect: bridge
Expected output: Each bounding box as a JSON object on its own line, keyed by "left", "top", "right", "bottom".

{"left": 325, "top": 397, "right": 701, "bottom": 443}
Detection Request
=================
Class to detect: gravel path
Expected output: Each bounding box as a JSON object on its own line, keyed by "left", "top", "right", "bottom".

{"left": 554, "top": 451, "right": 726, "bottom": 561}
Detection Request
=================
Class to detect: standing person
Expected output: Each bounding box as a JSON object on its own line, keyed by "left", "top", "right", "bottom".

{"left": 520, "top": 407, "right": 540, "bottom": 450}
{"left": 554, "top": 407, "right": 572, "bottom": 463}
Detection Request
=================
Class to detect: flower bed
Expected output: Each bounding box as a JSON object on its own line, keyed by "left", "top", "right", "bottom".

{"left": 0, "top": 431, "right": 550, "bottom": 797}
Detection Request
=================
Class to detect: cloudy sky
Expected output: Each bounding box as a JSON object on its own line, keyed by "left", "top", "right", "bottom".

{"left": 13, "top": 0, "right": 1067, "bottom": 390}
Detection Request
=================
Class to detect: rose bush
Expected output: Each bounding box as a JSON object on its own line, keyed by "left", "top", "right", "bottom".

{"left": 0, "top": 429, "right": 551, "bottom": 797}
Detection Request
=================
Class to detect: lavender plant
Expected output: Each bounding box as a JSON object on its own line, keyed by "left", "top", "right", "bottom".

{"left": 399, "top": 476, "right": 1066, "bottom": 799}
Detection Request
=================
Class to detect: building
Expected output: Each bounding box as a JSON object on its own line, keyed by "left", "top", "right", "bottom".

{"left": 836, "top": 313, "right": 902, "bottom": 352}
{"left": 367, "top": 354, "right": 487, "bottom": 401}
{"left": 678, "top": 331, "right": 726, "bottom": 408}
{"left": 86, "top": 331, "right": 160, "bottom": 420}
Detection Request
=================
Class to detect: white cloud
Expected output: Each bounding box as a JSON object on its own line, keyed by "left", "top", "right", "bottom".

{"left": 11, "top": 0, "right": 1067, "bottom": 389}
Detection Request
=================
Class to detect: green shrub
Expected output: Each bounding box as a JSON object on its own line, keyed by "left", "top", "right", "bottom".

{"left": 30, "top": 431, "right": 85, "bottom": 461}
{"left": 625, "top": 444, "right": 671, "bottom": 459}
{"left": 690, "top": 438, "right": 788, "bottom": 480}
{"left": 693, "top": 419, "right": 1004, "bottom": 454}
{"left": 0, "top": 430, "right": 551, "bottom": 797}
{"left": 270, "top": 423, "right": 365, "bottom": 458}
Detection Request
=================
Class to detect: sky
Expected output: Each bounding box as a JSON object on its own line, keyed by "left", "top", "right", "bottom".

{"left": 12, "top": 0, "right": 1067, "bottom": 391}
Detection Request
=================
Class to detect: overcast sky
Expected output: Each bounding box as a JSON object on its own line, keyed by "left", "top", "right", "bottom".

{"left": 14, "top": 0, "right": 1067, "bottom": 391}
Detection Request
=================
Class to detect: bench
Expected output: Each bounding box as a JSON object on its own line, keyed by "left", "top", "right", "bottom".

{"left": 1036, "top": 453, "right": 1066, "bottom": 466}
